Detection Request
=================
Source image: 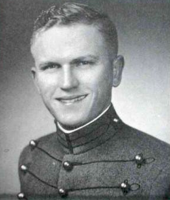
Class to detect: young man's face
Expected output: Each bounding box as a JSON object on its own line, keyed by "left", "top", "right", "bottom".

{"left": 31, "top": 24, "right": 121, "bottom": 129}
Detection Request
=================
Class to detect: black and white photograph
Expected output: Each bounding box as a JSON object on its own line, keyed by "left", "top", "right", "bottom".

{"left": 0, "top": 0, "right": 170, "bottom": 199}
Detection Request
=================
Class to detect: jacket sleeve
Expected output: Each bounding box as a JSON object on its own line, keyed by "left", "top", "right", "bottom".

{"left": 149, "top": 167, "right": 170, "bottom": 200}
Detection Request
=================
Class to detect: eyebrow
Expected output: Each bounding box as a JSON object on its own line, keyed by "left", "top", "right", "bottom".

{"left": 70, "top": 55, "right": 99, "bottom": 65}
{"left": 39, "top": 62, "right": 61, "bottom": 69}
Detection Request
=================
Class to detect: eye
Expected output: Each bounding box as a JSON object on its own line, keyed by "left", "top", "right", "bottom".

{"left": 41, "top": 63, "right": 61, "bottom": 71}
{"left": 76, "top": 60, "right": 94, "bottom": 67}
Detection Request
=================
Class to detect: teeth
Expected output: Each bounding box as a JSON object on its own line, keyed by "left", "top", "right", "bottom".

{"left": 60, "top": 95, "right": 86, "bottom": 104}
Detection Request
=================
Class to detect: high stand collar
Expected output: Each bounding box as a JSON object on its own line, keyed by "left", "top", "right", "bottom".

{"left": 55, "top": 104, "right": 122, "bottom": 155}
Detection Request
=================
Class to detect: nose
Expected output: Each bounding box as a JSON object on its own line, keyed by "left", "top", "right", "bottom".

{"left": 60, "top": 66, "right": 79, "bottom": 90}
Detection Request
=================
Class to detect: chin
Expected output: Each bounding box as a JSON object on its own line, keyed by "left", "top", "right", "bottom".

{"left": 56, "top": 113, "right": 89, "bottom": 129}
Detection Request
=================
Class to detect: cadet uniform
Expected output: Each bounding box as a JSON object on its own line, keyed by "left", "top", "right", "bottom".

{"left": 18, "top": 105, "right": 170, "bottom": 200}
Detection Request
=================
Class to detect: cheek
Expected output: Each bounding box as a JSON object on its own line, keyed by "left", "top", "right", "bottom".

{"left": 81, "top": 69, "right": 112, "bottom": 103}
{"left": 94, "top": 70, "right": 113, "bottom": 103}
{"left": 91, "top": 67, "right": 113, "bottom": 91}
{"left": 36, "top": 74, "right": 58, "bottom": 95}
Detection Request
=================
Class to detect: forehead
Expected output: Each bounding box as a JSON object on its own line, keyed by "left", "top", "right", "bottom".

{"left": 31, "top": 24, "right": 109, "bottom": 63}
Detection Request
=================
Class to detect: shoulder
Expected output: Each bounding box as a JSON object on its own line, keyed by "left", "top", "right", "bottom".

{"left": 120, "top": 123, "right": 170, "bottom": 169}
{"left": 123, "top": 123, "right": 170, "bottom": 152}
{"left": 18, "top": 132, "right": 57, "bottom": 167}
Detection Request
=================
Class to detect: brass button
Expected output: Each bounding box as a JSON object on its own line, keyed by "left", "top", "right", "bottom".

{"left": 29, "top": 140, "right": 37, "bottom": 147}
{"left": 113, "top": 118, "right": 119, "bottom": 123}
{"left": 20, "top": 165, "right": 27, "bottom": 172}
{"left": 134, "top": 153, "right": 145, "bottom": 168}
{"left": 58, "top": 188, "right": 68, "bottom": 197}
{"left": 63, "top": 161, "right": 73, "bottom": 171}
{"left": 120, "top": 180, "right": 131, "bottom": 195}
{"left": 17, "top": 192, "right": 25, "bottom": 199}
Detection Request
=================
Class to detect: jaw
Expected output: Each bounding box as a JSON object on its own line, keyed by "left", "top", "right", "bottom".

{"left": 47, "top": 94, "right": 93, "bottom": 127}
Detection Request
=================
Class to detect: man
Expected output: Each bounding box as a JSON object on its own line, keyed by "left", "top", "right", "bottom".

{"left": 18, "top": 2, "right": 170, "bottom": 200}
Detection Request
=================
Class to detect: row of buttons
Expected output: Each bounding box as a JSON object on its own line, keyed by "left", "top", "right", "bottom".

{"left": 62, "top": 153, "right": 147, "bottom": 171}
{"left": 20, "top": 153, "right": 146, "bottom": 174}
{"left": 57, "top": 179, "right": 139, "bottom": 197}
{"left": 59, "top": 154, "right": 144, "bottom": 197}
{"left": 60, "top": 161, "right": 73, "bottom": 197}
{"left": 18, "top": 179, "right": 139, "bottom": 199}
{"left": 18, "top": 189, "right": 67, "bottom": 198}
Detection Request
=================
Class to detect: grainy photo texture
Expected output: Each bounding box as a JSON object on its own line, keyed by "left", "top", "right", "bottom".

{"left": 0, "top": 0, "right": 170, "bottom": 200}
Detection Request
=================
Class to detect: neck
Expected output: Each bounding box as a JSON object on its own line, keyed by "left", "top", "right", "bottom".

{"left": 55, "top": 104, "right": 121, "bottom": 154}
{"left": 57, "top": 104, "right": 111, "bottom": 134}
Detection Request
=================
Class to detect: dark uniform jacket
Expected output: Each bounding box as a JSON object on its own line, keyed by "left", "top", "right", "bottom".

{"left": 18, "top": 105, "right": 170, "bottom": 200}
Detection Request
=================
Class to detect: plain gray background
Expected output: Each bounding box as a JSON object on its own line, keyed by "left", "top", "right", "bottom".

{"left": 0, "top": 0, "right": 169, "bottom": 194}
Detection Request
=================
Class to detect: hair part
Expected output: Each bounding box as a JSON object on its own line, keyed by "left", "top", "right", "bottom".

{"left": 31, "top": 2, "right": 118, "bottom": 55}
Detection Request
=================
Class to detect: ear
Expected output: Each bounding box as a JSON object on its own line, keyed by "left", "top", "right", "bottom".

{"left": 31, "top": 67, "right": 41, "bottom": 94}
{"left": 112, "top": 55, "right": 124, "bottom": 87}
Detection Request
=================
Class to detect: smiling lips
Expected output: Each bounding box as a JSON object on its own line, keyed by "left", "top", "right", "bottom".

{"left": 57, "top": 94, "right": 88, "bottom": 104}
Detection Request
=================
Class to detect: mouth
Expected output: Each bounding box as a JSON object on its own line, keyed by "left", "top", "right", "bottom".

{"left": 56, "top": 94, "right": 88, "bottom": 104}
